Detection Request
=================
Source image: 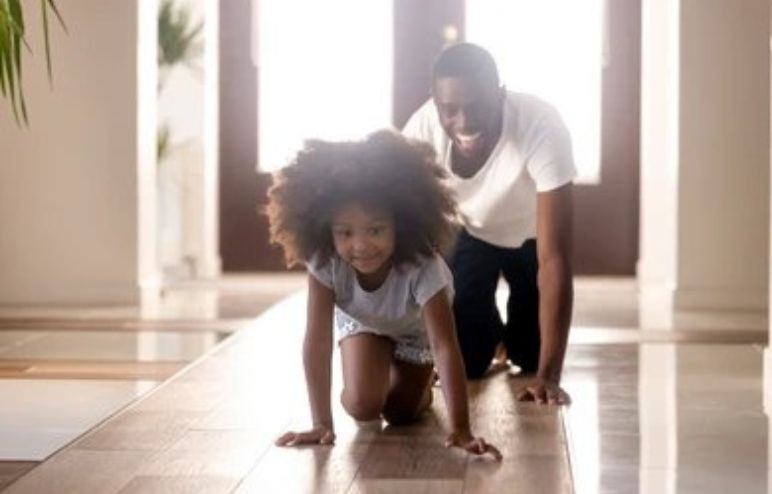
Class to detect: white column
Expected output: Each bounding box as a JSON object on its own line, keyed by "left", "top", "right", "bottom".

{"left": 0, "top": 0, "right": 158, "bottom": 305}
{"left": 200, "top": 0, "right": 221, "bottom": 278}
{"left": 638, "top": 0, "right": 681, "bottom": 328}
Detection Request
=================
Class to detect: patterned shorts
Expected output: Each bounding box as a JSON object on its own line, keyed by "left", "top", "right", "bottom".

{"left": 335, "top": 311, "right": 433, "bottom": 366}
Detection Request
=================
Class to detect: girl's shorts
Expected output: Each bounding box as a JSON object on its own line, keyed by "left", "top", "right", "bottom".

{"left": 335, "top": 311, "right": 433, "bottom": 366}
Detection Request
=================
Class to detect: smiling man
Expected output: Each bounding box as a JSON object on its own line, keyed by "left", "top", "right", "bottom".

{"left": 403, "top": 43, "right": 575, "bottom": 405}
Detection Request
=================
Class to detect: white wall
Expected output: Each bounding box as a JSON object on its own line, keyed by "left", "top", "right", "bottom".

{"left": 640, "top": 0, "right": 770, "bottom": 324}
{"left": 0, "top": 0, "right": 158, "bottom": 305}
{"left": 677, "top": 0, "right": 769, "bottom": 310}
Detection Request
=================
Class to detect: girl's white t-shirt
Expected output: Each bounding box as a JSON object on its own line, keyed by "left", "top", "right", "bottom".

{"left": 403, "top": 91, "right": 577, "bottom": 249}
{"left": 306, "top": 253, "right": 453, "bottom": 344}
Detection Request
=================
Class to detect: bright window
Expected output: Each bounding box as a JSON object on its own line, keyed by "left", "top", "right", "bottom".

{"left": 256, "top": 0, "right": 393, "bottom": 173}
{"left": 467, "top": 1, "right": 605, "bottom": 183}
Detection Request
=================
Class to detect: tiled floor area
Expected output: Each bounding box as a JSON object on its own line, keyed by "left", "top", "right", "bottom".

{"left": 0, "top": 273, "right": 306, "bottom": 490}
{"left": 0, "top": 275, "right": 769, "bottom": 493}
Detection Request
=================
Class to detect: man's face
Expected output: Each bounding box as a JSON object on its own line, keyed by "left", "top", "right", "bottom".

{"left": 432, "top": 75, "right": 504, "bottom": 163}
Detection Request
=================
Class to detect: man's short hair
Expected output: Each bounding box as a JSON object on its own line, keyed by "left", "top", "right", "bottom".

{"left": 432, "top": 42, "right": 500, "bottom": 89}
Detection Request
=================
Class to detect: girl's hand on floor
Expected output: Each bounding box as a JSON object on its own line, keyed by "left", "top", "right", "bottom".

{"left": 445, "top": 431, "right": 503, "bottom": 461}
{"left": 275, "top": 426, "right": 335, "bottom": 447}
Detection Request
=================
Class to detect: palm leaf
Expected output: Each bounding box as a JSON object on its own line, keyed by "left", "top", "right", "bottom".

{"left": 0, "top": 6, "right": 20, "bottom": 124}
{"left": 0, "top": 0, "right": 65, "bottom": 125}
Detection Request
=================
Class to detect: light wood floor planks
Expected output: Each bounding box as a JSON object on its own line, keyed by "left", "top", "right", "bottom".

{"left": 2, "top": 293, "right": 573, "bottom": 493}
{"left": 0, "top": 464, "right": 37, "bottom": 492}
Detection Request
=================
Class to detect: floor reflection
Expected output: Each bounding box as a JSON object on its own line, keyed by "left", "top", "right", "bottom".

{"left": 563, "top": 343, "right": 767, "bottom": 494}
{"left": 0, "top": 379, "right": 159, "bottom": 460}
{"left": 0, "top": 273, "right": 306, "bottom": 462}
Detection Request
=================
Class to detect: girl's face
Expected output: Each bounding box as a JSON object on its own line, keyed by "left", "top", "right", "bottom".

{"left": 331, "top": 202, "right": 396, "bottom": 281}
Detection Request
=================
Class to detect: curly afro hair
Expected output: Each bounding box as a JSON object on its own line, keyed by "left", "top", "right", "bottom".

{"left": 265, "top": 129, "right": 458, "bottom": 268}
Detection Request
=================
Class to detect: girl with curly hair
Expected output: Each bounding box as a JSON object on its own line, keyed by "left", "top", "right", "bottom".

{"left": 267, "top": 130, "right": 501, "bottom": 460}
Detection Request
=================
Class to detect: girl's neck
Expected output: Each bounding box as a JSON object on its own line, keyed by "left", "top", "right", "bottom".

{"left": 355, "top": 260, "right": 393, "bottom": 292}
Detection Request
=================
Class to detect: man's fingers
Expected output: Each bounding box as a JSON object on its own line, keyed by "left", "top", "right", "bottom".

{"left": 557, "top": 388, "right": 571, "bottom": 405}
{"left": 548, "top": 389, "right": 566, "bottom": 405}
{"left": 516, "top": 387, "right": 535, "bottom": 401}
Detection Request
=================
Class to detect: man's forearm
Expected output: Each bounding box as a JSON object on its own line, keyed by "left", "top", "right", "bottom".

{"left": 536, "top": 257, "right": 573, "bottom": 382}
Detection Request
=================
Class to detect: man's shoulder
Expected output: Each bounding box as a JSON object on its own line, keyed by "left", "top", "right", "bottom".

{"left": 505, "top": 91, "right": 567, "bottom": 138}
{"left": 505, "top": 91, "right": 559, "bottom": 119}
{"left": 402, "top": 98, "right": 446, "bottom": 148}
{"left": 406, "top": 98, "right": 439, "bottom": 126}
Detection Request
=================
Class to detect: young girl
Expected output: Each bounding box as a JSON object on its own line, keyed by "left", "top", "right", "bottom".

{"left": 266, "top": 130, "right": 501, "bottom": 460}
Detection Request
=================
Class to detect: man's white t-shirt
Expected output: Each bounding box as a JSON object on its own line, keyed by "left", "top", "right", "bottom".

{"left": 403, "top": 91, "right": 576, "bottom": 249}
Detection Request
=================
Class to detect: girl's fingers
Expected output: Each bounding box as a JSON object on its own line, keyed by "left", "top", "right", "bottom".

{"left": 276, "top": 430, "right": 331, "bottom": 446}
{"left": 275, "top": 431, "right": 298, "bottom": 446}
{"left": 319, "top": 430, "right": 336, "bottom": 445}
{"left": 467, "top": 438, "right": 503, "bottom": 461}
{"left": 466, "top": 438, "right": 487, "bottom": 455}
{"left": 445, "top": 435, "right": 502, "bottom": 461}
{"left": 293, "top": 431, "right": 319, "bottom": 445}
{"left": 484, "top": 443, "right": 503, "bottom": 461}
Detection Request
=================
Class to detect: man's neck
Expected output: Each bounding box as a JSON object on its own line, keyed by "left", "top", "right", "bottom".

{"left": 450, "top": 148, "right": 487, "bottom": 178}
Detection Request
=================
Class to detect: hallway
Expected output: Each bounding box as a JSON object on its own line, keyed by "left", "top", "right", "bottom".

{"left": 0, "top": 277, "right": 766, "bottom": 493}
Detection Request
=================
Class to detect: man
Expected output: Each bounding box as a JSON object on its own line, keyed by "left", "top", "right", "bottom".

{"left": 403, "top": 43, "right": 574, "bottom": 405}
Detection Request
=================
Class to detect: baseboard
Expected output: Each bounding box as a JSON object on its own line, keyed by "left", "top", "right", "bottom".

{"left": 764, "top": 347, "right": 772, "bottom": 415}
{"left": 0, "top": 282, "right": 141, "bottom": 306}
{"left": 638, "top": 281, "right": 676, "bottom": 328}
{"left": 672, "top": 286, "right": 767, "bottom": 311}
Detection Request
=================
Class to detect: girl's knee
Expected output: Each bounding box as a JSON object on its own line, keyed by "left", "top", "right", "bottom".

{"left": 341, "top": 389, "right": 383, "bottom": 421}
{"left": 382, "top": 387, "right": 432, "bottom": 426}
{"left": 381, "top": 406, "right": 420, "bottom": 426}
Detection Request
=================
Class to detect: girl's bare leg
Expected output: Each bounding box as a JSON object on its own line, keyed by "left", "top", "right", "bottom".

{"left": 339, "top": 333, "right": 393, "bottom": 421}
{"left": 382, "top": 360, "right": 435, "bottom": 425}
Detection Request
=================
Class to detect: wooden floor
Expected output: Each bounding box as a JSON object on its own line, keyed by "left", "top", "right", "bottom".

{"left": 2, "top": 277, "right": 768, "bottom": 493}
{"left": 0, "top": 292, "right": 572, "bottom": 494}
{"left": 0, "top": 464, "right": 36, "bottom": 492}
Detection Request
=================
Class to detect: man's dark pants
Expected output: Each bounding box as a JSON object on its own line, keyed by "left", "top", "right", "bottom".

{"left": 449, "top": 230, "right": 540, "bottom": 379}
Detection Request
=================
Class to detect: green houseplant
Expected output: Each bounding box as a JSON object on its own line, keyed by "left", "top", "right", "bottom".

{"left": 157, "top": 0, "right": 203, "bottom": 163}
{"left": 0, "top": 0, "right": 66, "bottom": 126}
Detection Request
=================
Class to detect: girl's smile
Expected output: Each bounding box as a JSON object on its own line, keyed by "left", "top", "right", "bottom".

{"left": 331, "top": 202, "right": 396, "bottom": 289}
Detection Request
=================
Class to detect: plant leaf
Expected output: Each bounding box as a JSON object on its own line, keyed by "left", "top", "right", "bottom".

{"left": 45, "top": 0, "right": 66, "bottom": 33}
{"left": 0, "top": 11, "right": 21, "bottom": 124}
{"left": 40, "top": 0, "right": 51, "bottom": 81}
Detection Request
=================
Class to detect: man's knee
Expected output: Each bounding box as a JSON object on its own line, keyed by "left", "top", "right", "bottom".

{"left": 462, "top": 350, "right": 493, "bottom": 379}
